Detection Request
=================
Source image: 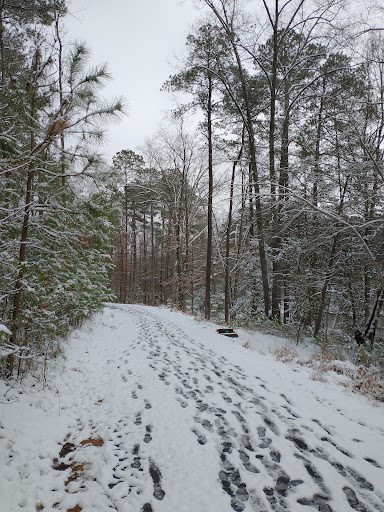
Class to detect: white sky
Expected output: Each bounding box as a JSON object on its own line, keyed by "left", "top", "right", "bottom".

{"left": 64, "top": 0, "right": 202, "bottom": 162}
{"left": 63, "top": 1, "right": 383, "bottom": 164}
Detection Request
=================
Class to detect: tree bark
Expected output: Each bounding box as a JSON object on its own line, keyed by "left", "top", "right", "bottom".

{"left": 364, "top": 288, "right": 383, "bottom": 345}
{"left": 313, "top": 176, "right": 350, "bottom": 337}
{"left": 225, "top": 132, "right": 244, "bottom": 323}
{"left": 150, "top": 201, "right": 155, "bottom": 306}
{"left": 55, "top": 14, "right": 66, "bottom": 186}
{"left": 203, "top": 0, "right": 271, "bottom": 317}
{"left": 0, "top": 3, "right": 6, "bottom": 85}
{"left": 8, "top": 48, "right": 40, "bottom": 375}
{"left": 205, "top": 75, "right": 213, "bottom": 319}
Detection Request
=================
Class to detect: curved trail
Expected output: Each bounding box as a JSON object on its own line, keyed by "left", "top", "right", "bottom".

{"left": 20, "top": 304, "right": 384, "bottom": 512}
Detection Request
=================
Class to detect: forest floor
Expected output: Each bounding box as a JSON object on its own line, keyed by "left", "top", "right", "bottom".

{"left": 0, "top": 304, "right": 384, "bottom": 512}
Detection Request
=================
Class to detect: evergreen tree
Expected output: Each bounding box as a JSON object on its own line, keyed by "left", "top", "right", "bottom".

{"left": 0, "top": 1, "right": 125, "bottom": 377}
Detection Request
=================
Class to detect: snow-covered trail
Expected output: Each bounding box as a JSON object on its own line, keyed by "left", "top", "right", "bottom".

{"left": 1, "top": 304, "right": 384, "bottom": 512}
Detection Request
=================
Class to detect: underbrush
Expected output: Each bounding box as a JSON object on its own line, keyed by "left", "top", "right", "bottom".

{"left": 233, "top": 312, "right": 300, "bottom": 340}
{"left": 231, "top": 311, "right": 384, "bottom": 402}
{"left": 272, "top": 342, "right": 384, "bottom": 403}
{"left": 347, "top": 366, "right": 384, "bottom": 402}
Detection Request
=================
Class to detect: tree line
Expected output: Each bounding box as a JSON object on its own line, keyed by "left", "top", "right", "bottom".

{"left": 110, "top": 0, "right": 384, "bottom": 361}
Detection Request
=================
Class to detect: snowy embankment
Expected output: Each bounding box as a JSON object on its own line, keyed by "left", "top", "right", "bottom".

{"left": 0, "top": 304, "right": 383, "bottom": 512}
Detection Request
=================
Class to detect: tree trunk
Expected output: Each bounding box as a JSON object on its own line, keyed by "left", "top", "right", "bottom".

{"left": 232, "top": 168, "right": 247, "bottom": 318}
{"left": 131, "top": 201, "right": 137, "bottom": 301}
{"left": 225, "top": 133, "right": 244, "bottom": 323}
{"left": 150, "top": 201, "right": 155, "bottom": 306}
{"left": 143, "top": 213, "right": 148, "bottom": 304}
{"left": 204, "top": 0, "right": 271, "bottom": 317}
{"left": 233, "top": 47, "right": 271, "bottom": 317}
{"left": 205, "top": 75, "right": 213, "bottom": 319}
{"left": 313, "top": 234, "right": 338, "bottom": 337}
{"left": 312, "top": 79, "right": 325, "bottom": 206}
{"left": 268, "top": 2, "right": 278, "bottom": 200}
{"left": 364, "top": 288, "right": 383, "bottom": 345}
{"left": 0, "top": 4, "right": 6, "bottom": 85}
{"left": 313, "top": 177, "right": 350, "bottom": 337}
{"left": 184, "top": 193, "right": 189, "bottom": 312}
{"left": 8, "top": 49, "right": 40, "bottom": 375}
{"left": 55, "top": 14, "right": 66, "bottom": 187}
{"left": 122, "top": 185, "right": 129, "bottom": 303}
{"left": 272, "top": 76, "right": 290, "bottom": 320}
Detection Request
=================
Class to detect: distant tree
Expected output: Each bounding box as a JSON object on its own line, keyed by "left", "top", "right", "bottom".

{"left": 164, "top": 23, "right": 229, "bottom": 318}
{"left": 111, "top": 150, "right": 146, "bottom": 302}
{"left": 201, "top": 0, "right": 272, "bottom": 317}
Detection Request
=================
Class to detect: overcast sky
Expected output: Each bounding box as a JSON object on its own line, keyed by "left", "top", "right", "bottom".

{"left": 64, "top": 0, "right": 201, "bottom": 161}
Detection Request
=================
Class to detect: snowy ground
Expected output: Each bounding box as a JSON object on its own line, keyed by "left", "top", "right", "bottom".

{"left": 1, "top": 304, "right": 384, "bottom": 512}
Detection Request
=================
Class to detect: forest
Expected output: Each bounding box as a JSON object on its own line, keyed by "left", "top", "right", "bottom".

{"left": 1, "top": 0, "right": 384, "bottom": 380}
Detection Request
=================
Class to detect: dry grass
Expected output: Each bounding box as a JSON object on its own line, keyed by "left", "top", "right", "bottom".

{"left": 348, "top": 366, "right": 384, "bottom": 403}
{"left": 270, "top": 341, "right": 384, "bottom": 403}
{"left": 273, "top": 345, "right": 299, "bottom": 363}
{"left": 318, "top": 341, "right": 338, "bottom": 363}
{"left": 310, "top": 370, "right": 327, "bottom": 382}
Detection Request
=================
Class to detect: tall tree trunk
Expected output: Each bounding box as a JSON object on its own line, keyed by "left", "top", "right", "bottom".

{"left": 184, "top": 193, "right": 189, "bottom": 312}
{"left": 248, "top": 162, "right": 258, "bottom": 314}
{"left": 204, "top": 0, "right": 271, "bottom": 316}
{"left": 131, "top": 201, "right": 137, "bottom": 301}
{"left": 225, "top": 131, "right": 244, "bottom": 323}
{"left": 232, "top": 44, "right": 271, "bottom": 317}
{"left": 312, "top": 79, "right": 325, "bottom": 206}
{"left": 205, "top": 75, "right": 213, "bottom": 319}
{"left": 122, "top": 185, "right": 129, "bottom": 303}
{"left": 269, "top": 2, "right": 280, "bottom": 319}
{"left": 364, "top": 288, "right": 383, "bottom": 345}
{"left": 161, "top": 217, "right": 167, "bottom": 304}
{"left": 232, "top": 168, "right": 247, "bottom": 317}
{"left": 55, "top": 14, "right": 66, "bottom": 186}
{"left": 268, "top": 0, "right": 278, "bottom": 200}
{"left": 272, "top": 77, "right": 290, "bottom": 320}
{"left": 143, "top": 213, "right": 148, "bottom": 304}
{"left": 191, "top": 246, "right": 194, "bottom": 313}
{"left": 313, "top": 177, "right": 350, "bottom": 336}
{"left": 313, "top": 234, "right": 338, "bottom": 337}
{"left": 176, "top": 191, "right": 185, "bottom": 310}
{"left": 8, "top": 169, "right": 34, "bottom": 375}
{"left": 150, "top": 201, "right": 155, "bottom": 306}
{"left": 0, "top": 3, "right": 6, "bottom": 86}
{"left": 8, "top": 49, "right": 40, "bottom": 375}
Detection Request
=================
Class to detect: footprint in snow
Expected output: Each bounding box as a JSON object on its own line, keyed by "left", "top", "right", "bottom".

{"left": 297, "top": 493, "right": 333, "bottom": 512}
{"left": 192, "top": 428, "right": 207, "bottom": 445}
{"left": 364, "top": 457, "right": 381, "bottom": 468}
{"left": 195, "top": 417, "right": 213, "bottom": 432}
{"left": 176, "top": 397, "right": 188, "bottom": 408}
{"left": 144, "top": 425, "right": 152, "bottom": 444}
{"left": 149, "top": 460, "right": 165, "bottom": 500}
{"left": 259, "top": 437, "right": 272, "bottom": 449}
